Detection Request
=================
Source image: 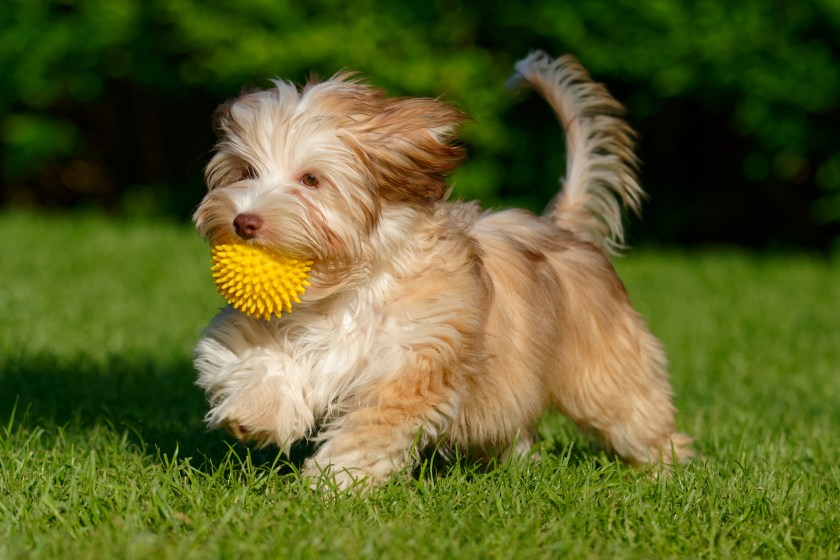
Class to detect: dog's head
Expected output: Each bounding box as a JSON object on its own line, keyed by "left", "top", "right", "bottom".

{"left": 193, "top": 74, "right": 466, "bottom": 264}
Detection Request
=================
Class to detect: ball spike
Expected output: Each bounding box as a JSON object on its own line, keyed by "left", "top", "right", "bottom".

{"left": 211, "top": 241, "right": 313, "bottom": 320}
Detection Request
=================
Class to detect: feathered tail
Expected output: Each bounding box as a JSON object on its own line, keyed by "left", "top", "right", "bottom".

{"left": 508, "top": 51, "right": 644, "bottom": 255}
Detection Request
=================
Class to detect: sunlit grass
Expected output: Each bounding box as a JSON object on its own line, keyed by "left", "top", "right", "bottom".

{"left": 1, "top": 212, "right": 838, "bottom": 558}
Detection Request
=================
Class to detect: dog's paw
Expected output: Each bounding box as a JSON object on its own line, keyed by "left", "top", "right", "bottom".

{"left": 302, "top": 444, "right": 406, "bottom": 493}
{"left": 303, "top": 460, "right": 371, "bottom": 494}
{"left": 206, "top": 378, "right": 314, "bottom": 451}
{"left": 219, "top": 416, "right": 291, "bottom": 449}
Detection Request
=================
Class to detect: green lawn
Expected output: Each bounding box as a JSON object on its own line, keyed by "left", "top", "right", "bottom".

{"left": 1, "top": 211, "right": 838, "bottom": 559}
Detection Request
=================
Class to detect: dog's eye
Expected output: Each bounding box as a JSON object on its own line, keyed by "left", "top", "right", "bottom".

{"left": 300, "top": 173, "right": 320, "bottom": 188}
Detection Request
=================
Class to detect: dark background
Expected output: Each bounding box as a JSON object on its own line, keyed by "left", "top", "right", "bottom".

{"left": 3, "top": 0, "right": 839, "bottom": 250}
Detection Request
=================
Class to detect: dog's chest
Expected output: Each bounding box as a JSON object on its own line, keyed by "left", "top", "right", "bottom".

{"left": 280, "top": 279, "right": 407, "bottom": 414}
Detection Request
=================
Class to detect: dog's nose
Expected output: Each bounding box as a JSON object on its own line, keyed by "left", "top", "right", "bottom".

{"left": 233, "top": 213, "right": 263, "bottom": 239}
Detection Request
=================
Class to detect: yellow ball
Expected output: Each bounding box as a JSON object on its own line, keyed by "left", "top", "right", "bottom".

{"left": 211, "top": 241, "right": 313, "bottom": 320}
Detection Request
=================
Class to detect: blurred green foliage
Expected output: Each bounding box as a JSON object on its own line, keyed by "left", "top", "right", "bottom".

{"left": 1, "top": 0, "right": 839, "bottom": 247}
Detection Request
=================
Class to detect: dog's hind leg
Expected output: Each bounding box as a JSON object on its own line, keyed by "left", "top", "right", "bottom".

{"left": 549, "top": 305, "right": 693, "bottom": 469}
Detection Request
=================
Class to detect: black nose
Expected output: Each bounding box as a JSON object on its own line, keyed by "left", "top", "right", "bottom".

{"left": 233, "top": 213, "right": 263, "bottom": 240}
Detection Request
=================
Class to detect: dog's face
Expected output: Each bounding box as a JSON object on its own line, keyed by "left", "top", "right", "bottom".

{"left": 193, "top": 75, "right": 466, "bottom": 264}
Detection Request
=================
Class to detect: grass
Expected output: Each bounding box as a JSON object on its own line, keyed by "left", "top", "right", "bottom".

{"left": 1, "top": 211, "right": 838, "bottom": 559}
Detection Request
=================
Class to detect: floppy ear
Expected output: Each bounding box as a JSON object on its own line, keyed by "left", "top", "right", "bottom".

{"left": 358, "top": 96, "right": 467, "bottom": 202}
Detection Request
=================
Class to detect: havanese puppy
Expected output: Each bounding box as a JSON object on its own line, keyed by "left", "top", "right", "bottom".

{"left": 193, "top": 51, "right": 693, "bottom": 489}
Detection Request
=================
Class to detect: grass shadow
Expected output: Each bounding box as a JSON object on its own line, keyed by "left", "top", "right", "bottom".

{"left": 0, "top": 351, "right": 250, "bottom": 468}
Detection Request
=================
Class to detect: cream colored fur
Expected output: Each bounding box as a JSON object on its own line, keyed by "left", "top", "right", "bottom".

{"left": 193, "top": 51, "right": 693, "bottom": 490}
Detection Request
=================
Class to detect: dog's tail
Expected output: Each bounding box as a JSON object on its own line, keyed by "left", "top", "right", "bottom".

{"left": 508, "top": 51, "right": 644, "bottom": 255}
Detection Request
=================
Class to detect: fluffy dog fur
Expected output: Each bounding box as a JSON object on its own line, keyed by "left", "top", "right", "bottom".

{"left": 193, "top": 51, "right": 693, "bottom": 489}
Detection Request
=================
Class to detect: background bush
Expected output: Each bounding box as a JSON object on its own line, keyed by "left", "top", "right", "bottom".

{"left": 2, "top": 0, "right": 839, "bottom": 249}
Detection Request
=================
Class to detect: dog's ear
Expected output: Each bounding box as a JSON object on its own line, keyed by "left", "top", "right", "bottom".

{"left": 359, "top": 96, "right": 467, "bottom": 202}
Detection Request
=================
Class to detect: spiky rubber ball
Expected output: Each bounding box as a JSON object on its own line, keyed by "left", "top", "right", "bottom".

{"left": 211, "top": 240, "right": 312, "bottom": 320}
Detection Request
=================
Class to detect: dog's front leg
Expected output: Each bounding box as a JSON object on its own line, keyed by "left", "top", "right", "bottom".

{"left": 303, "top": 357, "right": 458, "bottom": 491}
{"left": 194, "top": 312, "right": 314, "bottom": 451}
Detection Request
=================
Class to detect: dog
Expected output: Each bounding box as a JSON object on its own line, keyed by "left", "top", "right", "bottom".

{"left": 193, "top": 51, "right": 693, "bottom": 489}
